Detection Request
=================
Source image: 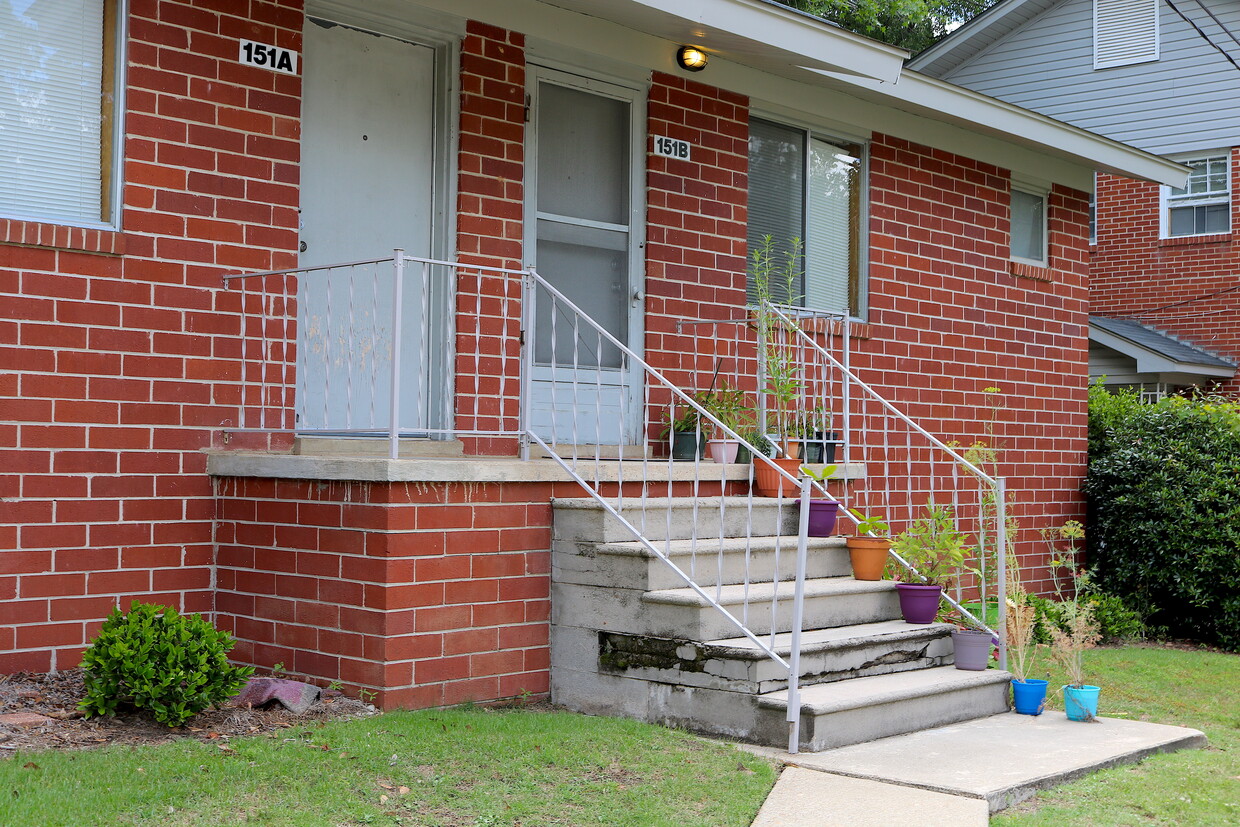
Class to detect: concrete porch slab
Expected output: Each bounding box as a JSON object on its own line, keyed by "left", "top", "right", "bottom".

{"left": 751, "top": 766, "right": 989, "bottom": 827}
{"left": 747, "top": 712, "right": 1207, "bottom": 814}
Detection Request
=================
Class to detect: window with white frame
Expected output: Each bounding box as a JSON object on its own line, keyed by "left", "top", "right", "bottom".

{"left": 1094, "top": 0, "right": 1159, "bottom": 69}
{"left": 1164, "top": 154, "right": 1231, "bottom": 238}
{"left": 747, "top": 117, "right": 865, "bottom": 317}
{"left": 1010, "top": 187, "right": 1047, "bottom": 265}
{"left": 0, "top": 0, "right": 123, "bottom": 227}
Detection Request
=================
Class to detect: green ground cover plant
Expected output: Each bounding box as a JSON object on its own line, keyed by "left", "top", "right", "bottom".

{"left": 0, "top": 705, "right": 777, "bottom": 827}
{"left": 995, "top": 644, "right": 1239, "bottom": 825}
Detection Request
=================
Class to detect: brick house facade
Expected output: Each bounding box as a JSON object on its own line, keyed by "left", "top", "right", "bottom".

{"left": 1, "top": 0, "right": 1180, "bottom": 707}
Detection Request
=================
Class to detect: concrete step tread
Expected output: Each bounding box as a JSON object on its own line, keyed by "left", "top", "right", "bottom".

{"left": 707, "top": 620, "right": 954, "bottom": 658}
{"left": 759, "top": 666, "right": 1012, "bottom": 714}
{"left": 553, "top": 496, "right": 810, "bottom": 510}
{"left": 643, "top": 576, "right": 895, "bottom": 608}
{"left": 595, "top": 535, "right": 847, "bottom": 557}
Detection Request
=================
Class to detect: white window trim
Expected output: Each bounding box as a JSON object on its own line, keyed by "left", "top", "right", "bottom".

{"left": 1010, "top": 177, "right": 1050, "bottom": 267}
{"left": 1094, "top": 0, "right": 1160, "bottom": 70}
{"left": 747, "top": 107, "right": 870, "bottom": 320}
{"left": 0, "top": 0, "right": 128, "bottom": 231}
{"left": 1159, "top": 151, "right": 1232, "bottom": 239}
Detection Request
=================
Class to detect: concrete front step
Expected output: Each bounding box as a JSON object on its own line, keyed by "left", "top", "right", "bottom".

{"left": 638, "top": 576, "right": 902, "bottom": 640}
{"left": 554, "top": 535, "right": 851, "bottom": 591}
{"left": 757, "top": 666, "right": 1013, "bottom": 752}
{"left": 553, "top": 496, "right": 802, "bottom": 543}
{"left": 599, "top": 621, "right": 955, "bottom": 694}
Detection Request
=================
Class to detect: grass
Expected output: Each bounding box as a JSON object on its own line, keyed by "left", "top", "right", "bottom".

{"left": 0, "top": 706, "right": 777, "bottom": 826}
{"left": 995, "top": 643, "right": 1240, "bottom": 825}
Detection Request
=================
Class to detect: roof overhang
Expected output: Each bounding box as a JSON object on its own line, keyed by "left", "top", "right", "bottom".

{"left": 1090, "top": 320, "right": 1236, "bottom": 383}
{"left": 540, "top": 0, "right": 907, "bottom": 84}
{"left": 813, "top": 69, "right": 1190, "bottom": 188}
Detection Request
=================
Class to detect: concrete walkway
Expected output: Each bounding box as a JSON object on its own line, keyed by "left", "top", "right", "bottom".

{"left": 746, "top": 712, "right": 1206, "bottom": 825}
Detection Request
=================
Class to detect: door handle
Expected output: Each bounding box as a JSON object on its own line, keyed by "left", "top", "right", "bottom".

{"left": 631, "top": 289, "right": 644, "bottom": 305}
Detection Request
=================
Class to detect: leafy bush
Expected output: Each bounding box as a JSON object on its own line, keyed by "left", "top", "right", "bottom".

{"left": 1024, "top": 591, "right": 1144, "bottom": 644}
{"left": 79, "top": 602, "right": 254, "bottom": 726}
{"left": 1083, "top": 383, "right": 1240, "bottom": 650}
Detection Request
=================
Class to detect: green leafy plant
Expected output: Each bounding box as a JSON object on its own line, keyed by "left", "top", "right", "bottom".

{"left": 699, "top": 380, "right": 755, "bottom": 437}
{"left": 891, "top": 502, "right": 972, "bottom": 588}
{"left": 79, "top": 602, "right": 254, "bottom": 727}
{"left": 847, "top": 508, "right": 890, "bottom": 537}
{"left": 800, "top": 463, "right": 838, "bottom": 483}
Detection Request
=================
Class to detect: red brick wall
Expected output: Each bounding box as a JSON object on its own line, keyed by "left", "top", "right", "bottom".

{"left": 0, "top": 0, "right": 303, "bottom": 672}
{"left": 862, "top": 136, "right": 1092, "bottom": 591}
{"left": 453, "top": 22, "right": 526, "bottom": 453}
{"left": 1092, "top": 151, "right": 1240, "bottom": 394}
{"left": 644, "top": 72, "right": 752, "bottom": 422}
{"left": 213, "top": 476, "right": 737, "bottom": 706}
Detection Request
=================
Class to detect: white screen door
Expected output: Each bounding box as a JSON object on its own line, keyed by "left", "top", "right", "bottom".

{"left": 527, "top": 72, "right": 644, "bottom": 446}
{"left": 297, "top": 19, "right": 445, "bottom": 434}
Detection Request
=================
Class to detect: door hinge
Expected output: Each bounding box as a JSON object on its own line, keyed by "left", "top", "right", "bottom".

{"left": 519, "top": 329, "right": 526, "bottom": 346}
{"left": 523, "top": 93, "right": 531, "bottom": 123}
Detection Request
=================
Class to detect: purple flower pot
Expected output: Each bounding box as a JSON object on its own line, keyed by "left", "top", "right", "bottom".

{"left": 894, "top": 582, "right": 942, "bottom": 624}
{"left": 805, "top": 500, "right": 840, "bottom": 537}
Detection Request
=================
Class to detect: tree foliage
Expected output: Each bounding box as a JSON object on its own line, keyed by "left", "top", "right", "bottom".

{"left": 1083, "top": 384, "right": 1240, "bottom": 650}
{"left": 782, "top": 0, "right": 996, "bottom": 53}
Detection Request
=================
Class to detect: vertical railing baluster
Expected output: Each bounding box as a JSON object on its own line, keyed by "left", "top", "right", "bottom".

{"left": 388, "top": 250, "right": 405, "bottom": 460}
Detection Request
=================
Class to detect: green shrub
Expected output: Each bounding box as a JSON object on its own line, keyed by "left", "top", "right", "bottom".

{"left": 1025, "top": 590, "right": 1144, "bottom": 644}
{"left": 1083, "top": 384, "right": 1240, "bottom": 650}
{"left": 79, "top": 602, "right": 254, "bottom": 727}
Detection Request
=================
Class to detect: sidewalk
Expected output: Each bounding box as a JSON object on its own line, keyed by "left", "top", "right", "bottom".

{"left": 744, "top": 712, "right": 1206, "bottom": 825}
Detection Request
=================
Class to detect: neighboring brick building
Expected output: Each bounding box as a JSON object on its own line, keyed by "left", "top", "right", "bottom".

{"left": 1, "top": 0, "right": 1181, "bottom": 709}
{"left": 911, "top": 0, "right": 1240, "bottom": 395}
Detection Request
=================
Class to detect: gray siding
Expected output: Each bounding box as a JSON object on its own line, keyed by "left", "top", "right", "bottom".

{"left": 939, "top": 0, "right": 1240, "bottom": 155}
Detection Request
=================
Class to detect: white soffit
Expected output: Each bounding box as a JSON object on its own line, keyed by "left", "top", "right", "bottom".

{"left": 538, "top": 0, "right": 907, "bottom": 84}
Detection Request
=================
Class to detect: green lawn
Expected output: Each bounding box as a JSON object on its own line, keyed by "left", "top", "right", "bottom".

{"left": 995, "top": 644, "right": 1239, "bottom": 825}
{"left": 0, "top": 706, "right": 777, "bottom": 827}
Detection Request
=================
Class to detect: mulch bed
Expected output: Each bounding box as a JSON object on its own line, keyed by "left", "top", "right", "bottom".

{"left": 0, "top": 669, "right": 376, "bottom": 756}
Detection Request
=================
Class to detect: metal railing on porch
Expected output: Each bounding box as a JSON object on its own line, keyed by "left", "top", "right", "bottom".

{"left": 224, "top": 252, "right": 1008, "bottom": 752}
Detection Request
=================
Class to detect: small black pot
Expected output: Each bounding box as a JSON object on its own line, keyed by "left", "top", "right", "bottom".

{"left": 802, "top": 432, "right": 840, "bottom": 465}
{"left": 671, "top": 431, "right": 707, "bottom": 460}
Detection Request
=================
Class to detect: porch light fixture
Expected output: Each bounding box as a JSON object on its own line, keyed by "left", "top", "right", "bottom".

{"left": 676, "top": 45, "right": 708, "bottom": 72}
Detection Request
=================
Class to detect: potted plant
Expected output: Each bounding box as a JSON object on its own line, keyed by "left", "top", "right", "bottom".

{"left": 700, "top": 381, "right": 754, "bottom": 464}
{"left": 1046, "top": 521, "right": 1102, "bottom": 721}
{"left": 750, "top": 235, "right": 806, "bottom": 495}
{"left": 1005, "top": 543, "right": 1048, "bottom": 713}
{"left": 844, "top": 509, "right": 891, "bottom": 580}
{"left": 799, "top": 464, "right": 840, "bottom": 536}
{"left": 798, "top": 406, "right": 840, "bottom": 465}
{"left": 950, "top": 625, "right": 994, "bottom": 672}
{"left": 890, "top": 502, "right": 971, "bottom": 624}
{"left": 660, "top": 394, "right": 707, "bottom": 461}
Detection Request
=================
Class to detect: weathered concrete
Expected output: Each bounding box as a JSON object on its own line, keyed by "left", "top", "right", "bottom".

{"left": 751, "top": 767, "right": 989, "bottom": 827}
{"left": 758, "top": 666, "right": 1013, "bottom": 752}
{"left": 553, "top": 535, "right": 852, "bottom": 591}
{"left": 598, "top": 621, "right": 954, "bottom": 694}
{"left": 768, "top": 712, "right": 1208, "bottom": 813}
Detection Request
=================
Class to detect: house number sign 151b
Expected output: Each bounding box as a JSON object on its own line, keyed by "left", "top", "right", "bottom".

{"left": 653, "top": 136, "right": 691, "bottom": 160}
{"left": 239, "top": 39, "right": 299, "bottom": 75}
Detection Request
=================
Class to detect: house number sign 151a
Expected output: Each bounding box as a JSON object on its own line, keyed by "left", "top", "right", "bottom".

{"left": 239, "top": 39, "right": 299, "bottom": 75}
{"left": 653, "top": 136, "right": 692, "bottom": 160}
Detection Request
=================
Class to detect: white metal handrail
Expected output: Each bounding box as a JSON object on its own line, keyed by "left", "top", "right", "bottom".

{"left": 767, "top": 304, "right": 1008, "bottom": 666}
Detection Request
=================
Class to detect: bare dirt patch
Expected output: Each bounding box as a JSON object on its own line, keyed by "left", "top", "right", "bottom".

{"left": 0, "top": 669, "right": 375, "bottom": 756}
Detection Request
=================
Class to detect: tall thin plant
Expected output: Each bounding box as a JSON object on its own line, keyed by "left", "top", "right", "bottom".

{"left": 749, "top": 235, "right": 805, "bottom": 449}
{"left": 1044, "top": 521, "right": 1101, "bottom": 688}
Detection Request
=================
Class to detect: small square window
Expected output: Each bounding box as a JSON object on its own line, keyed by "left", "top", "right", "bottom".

{"left": 1011, "top": 189, "right": 1047, "bottom": 264}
